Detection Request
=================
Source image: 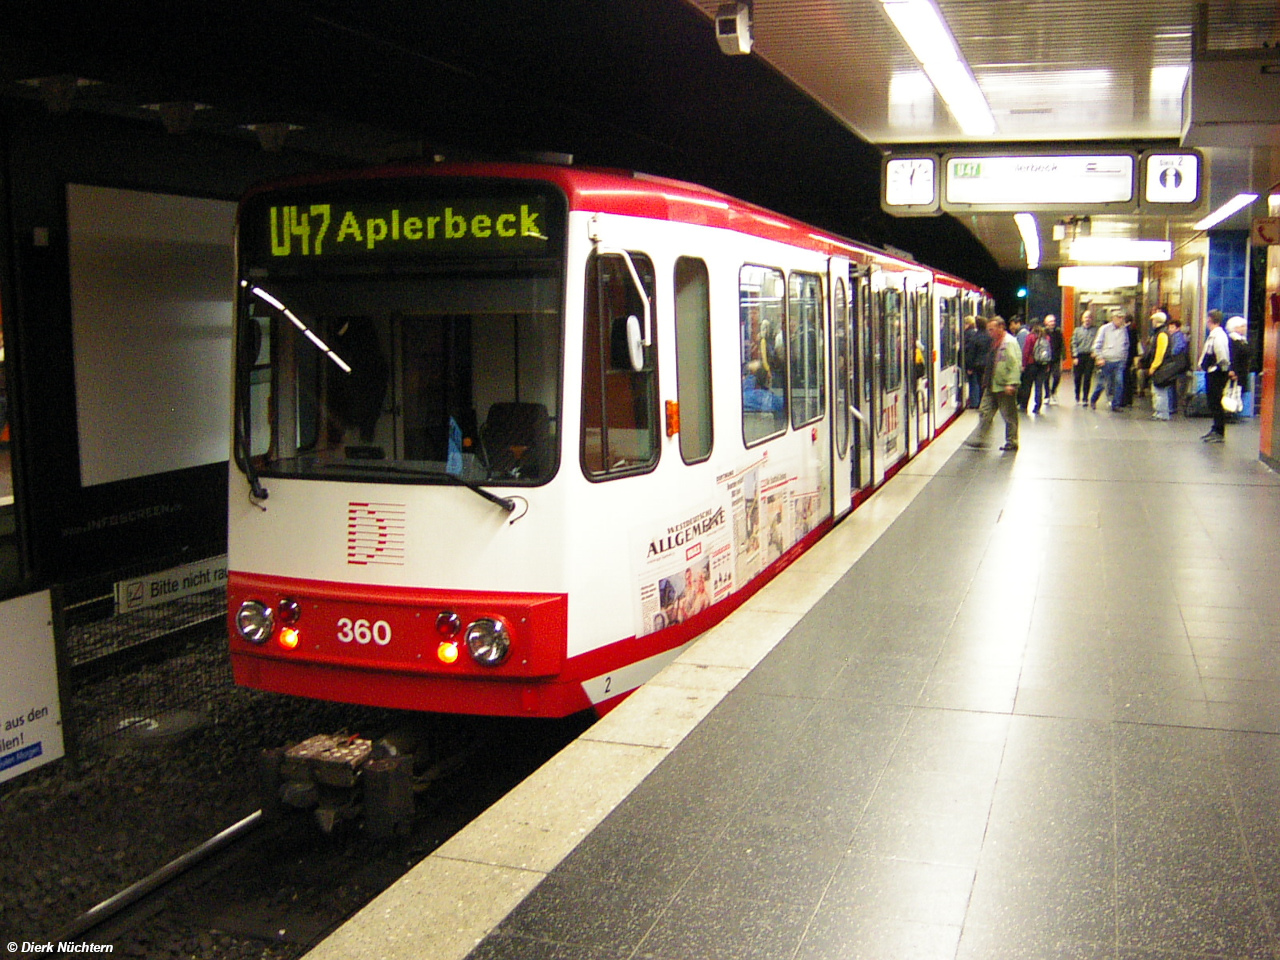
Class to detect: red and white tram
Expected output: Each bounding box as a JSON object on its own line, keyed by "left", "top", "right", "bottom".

{"left": 227, "top": 162, "right": 990, "bottom": 718}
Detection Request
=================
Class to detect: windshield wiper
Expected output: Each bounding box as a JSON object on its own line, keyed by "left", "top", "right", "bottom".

{"left": 319, "top": 461, "right": 515, "bottom": 514}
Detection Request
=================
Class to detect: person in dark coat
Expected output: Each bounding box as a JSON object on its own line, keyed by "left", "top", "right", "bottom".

{"left": 1120, "top": 315, "right": 1140, "bottom": 407}
{"left": 1226, "top": 316, "right": 1253, "bottom": 419}
{"left": 1044, "top": 314, "right": 1065, "bottom": 404}
{"left": 963, "top": 316, "right": 990, "bottom": 409}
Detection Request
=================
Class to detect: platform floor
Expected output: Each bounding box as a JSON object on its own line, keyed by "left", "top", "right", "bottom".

{"left": 313, "top": 398, "right": 1280, "bottom": 960}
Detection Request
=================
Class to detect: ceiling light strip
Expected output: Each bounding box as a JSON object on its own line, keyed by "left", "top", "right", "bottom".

{"left": 1069, "top": 238, "right": 1172, "bottom": 262}
{"left": 1014, "top": 213, "right": 1040, "bottom": 269}
{"left": 1193, "top": 193, "right": 1259, "bottom": 231}
{"left": 880, "top": 0, "right": 996, "bottom": 136}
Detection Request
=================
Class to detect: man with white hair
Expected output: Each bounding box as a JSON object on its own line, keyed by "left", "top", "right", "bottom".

{"left": 1226, "top": 316, "right": 1252, "bottom": 417}
{"left": 1071, "top": 311, "right": 1096, "bottom": 403}
{"left": 1090, "top": 313, "right": 1130, "bottom": 411}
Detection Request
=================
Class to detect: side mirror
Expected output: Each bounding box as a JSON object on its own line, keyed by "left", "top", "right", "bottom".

{"left": 626, "top": 314, "right": 645, "bottom": 371}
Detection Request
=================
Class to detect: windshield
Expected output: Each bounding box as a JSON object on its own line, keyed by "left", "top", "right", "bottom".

{"left": 236, "top": 179, "right": 566, "bottom": 487}
{"left": 240, "top": 270, "right": 563, "bottom": 485}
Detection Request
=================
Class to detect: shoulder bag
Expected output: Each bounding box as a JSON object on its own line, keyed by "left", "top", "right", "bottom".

{"left": 1222, "top": 382, "right": 1243, "bottom": 414}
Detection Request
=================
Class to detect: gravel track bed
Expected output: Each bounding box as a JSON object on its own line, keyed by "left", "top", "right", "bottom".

{"left": 1, "top": 638, "right": 587, "bottom": 958}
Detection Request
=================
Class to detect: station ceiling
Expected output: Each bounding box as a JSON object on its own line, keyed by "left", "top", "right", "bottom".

{"left": 691, "top": 0, "right": 1280, "bottom": 274}
{"left": 3, "top": 1, "right": 1279, "bottom": 295}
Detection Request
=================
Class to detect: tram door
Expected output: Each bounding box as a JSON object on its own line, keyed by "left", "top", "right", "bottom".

{"left": 907, "top": 277, "right": 931, "bottom": 455}
{"left": 829, "top": 257, "right": 852, "bottom": 519}
{"left": 853, "top": 267, "right": 877, "bottom": 490}
{"left": 937, "top": 288, "right": 963, "bottom": 426}
{"left": 877, "top": 272, "right": 908, "bottom": 477}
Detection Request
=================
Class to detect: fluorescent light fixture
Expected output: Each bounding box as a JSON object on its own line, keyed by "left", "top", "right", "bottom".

{"left": 880, "top": 0, "right": 959, "bottom": 62}
{"left": 1149, "top": 65, "right": 1188, "bottom": 101}
{"left": 1058, "top": 266, "right": 1140, "bottom": 289}
{"left": 880, "top": 0, "right": 996, "bottom": 136}
{"left": 1194, "top": 193, "right": 1259, "bottom": 231}
{"left": 1014, "top": 213, "right": 1040, "bottom": 269}
{"left": 888, "top": 70, "right": 935, "bottom": 129}
{"left": 1069, "top": 237, "right": 1172, "bottom": 262}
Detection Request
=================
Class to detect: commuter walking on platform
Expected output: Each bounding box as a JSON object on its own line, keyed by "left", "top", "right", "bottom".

{"left": 1198, "top": 310, "right": 1232, "bottom": 442}
{"left": 1011, "top": 318, "right": 1031, "bottom": 410}
{"left": 1044, "top": 314, "right": 1064, "bottom": 402}
{"left": 1072, "top": 311, "right": 1096, "bottom": 403}
{"left": 1023, "top": 322, "right": 1052, "bottom": 413}
{"left": 964, "top": 317, "right": 1021, "bottom": 452}
{"left": 1090, "top": 313, "right": 1129, "bottom": 411}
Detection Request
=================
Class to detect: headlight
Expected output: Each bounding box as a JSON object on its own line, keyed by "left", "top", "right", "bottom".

{"left": 236, "top": 600, "right": 275, "bottom": 644}
{"left": 464, "top": 618, "right": 510, "bottom": 667}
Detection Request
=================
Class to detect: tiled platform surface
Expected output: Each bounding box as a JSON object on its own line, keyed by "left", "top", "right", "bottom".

{"left": 313, "top": 398, "right": 1280, "bottom": 960}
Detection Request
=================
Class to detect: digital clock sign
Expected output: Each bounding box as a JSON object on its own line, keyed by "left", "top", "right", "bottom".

{"left": 245, "top": 194, "right": 557, "bottom": 260}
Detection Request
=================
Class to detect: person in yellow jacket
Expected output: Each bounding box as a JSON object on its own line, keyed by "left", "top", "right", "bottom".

{"left": 964, "top": 317, "right": 1022, "bottom": 452}
{"left": 1145, "top": 311, "right": 1172, "bottom": 420}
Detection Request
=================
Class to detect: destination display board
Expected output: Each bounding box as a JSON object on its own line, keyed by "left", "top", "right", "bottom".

{"left": 241, "top": 184, "right": 565, "bottom": 263}
{"left": 943, "top": 154, "right": 1135, "bottom": 210}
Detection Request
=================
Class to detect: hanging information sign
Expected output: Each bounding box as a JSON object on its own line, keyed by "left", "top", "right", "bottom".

{"left": 943, "top": 153, "right": 1136, "bottom": 211}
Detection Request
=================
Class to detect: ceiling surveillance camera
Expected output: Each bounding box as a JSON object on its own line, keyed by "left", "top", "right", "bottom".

{"left": 716, "top": 3, "right": 753, "bottom": 55}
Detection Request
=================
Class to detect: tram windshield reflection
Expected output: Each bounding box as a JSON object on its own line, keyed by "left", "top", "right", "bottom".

{"left": 240, "top": 269, "right": 564, "bottom": 486}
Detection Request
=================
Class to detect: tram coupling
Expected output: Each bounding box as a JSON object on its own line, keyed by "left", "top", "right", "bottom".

{"left": 258, "top": 730, "right": 419, "bottom": 838}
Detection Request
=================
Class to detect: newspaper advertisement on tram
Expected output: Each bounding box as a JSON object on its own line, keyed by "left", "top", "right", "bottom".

{"left": 634, "top": 494, "right": 734, "bottom": 638}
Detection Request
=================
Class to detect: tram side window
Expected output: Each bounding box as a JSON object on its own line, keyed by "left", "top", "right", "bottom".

{"left": 938, "top": 296, "right": 958, "bottom": 369}
{"left": 789, "top": 271, "right": 825, "bottom": 428}
{"left": 882, "top": 287, "right": 903, "bottom": 391}
{"left": 740, "top": 265, "right": 787, "bottom": 445}
{"left": 582, "top": 251, "right": 659, "bottom": 478}
{"left": 242, "top": 311, "right": 272, "bottom": 458}
{"left": 675, "top": 257, "right": 713, "bottom": 463}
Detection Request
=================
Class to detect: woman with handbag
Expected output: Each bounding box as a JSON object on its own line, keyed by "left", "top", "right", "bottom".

{"left": 1225, "top": 316, "right": 1252, "bottom": 419}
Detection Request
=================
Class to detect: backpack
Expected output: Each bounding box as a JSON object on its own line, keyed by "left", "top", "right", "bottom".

{"left": 1032, "top": 336, "right": 1051, "bottom": 364}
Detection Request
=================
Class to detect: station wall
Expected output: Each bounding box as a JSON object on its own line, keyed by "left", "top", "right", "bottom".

{"left": 0, "top": 103, "right": 333, "bottom": 592}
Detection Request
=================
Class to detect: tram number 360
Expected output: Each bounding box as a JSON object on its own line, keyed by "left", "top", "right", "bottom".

{"left": 336, "top": 618, "right": 392, "bottom": 646}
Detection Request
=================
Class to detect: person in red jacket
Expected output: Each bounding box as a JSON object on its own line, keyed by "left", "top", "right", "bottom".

{"left": 1022, "top": 322, "right": 1052, "bottom": 414}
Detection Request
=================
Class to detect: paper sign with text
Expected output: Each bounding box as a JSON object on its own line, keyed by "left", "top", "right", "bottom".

{"left": 0, "top": 590, "right": 63, "bottom": 784}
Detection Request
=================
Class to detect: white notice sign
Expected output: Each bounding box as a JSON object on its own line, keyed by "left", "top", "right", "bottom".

{"left": 946, "top": 155, "right": 1134, "bottom": 206}
{"left": 1145, "top": 153, "right": 1200, "bottom": 204}
{"left": 114, "top": 556, "right": 228, "bottom": 614}
{"left": 0, "top": 591, "right": 64, "bottom": 784}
